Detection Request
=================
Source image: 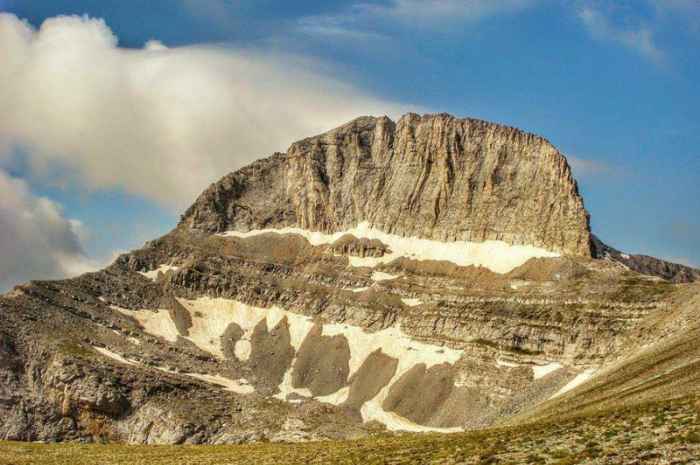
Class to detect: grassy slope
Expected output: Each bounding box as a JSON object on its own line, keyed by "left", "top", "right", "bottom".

{"left": 1, "top": 396, "right": 698, "bottom": 465}
{"left": 512, "top": 282, "right": 700, "bottom": 427}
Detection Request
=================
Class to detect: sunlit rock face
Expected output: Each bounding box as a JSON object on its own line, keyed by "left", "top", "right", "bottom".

{"left": 182, "top": 113, "right": 592, "bottom": 257}
{"left": 1, "top": 113, "right": 697, "bottom": 445}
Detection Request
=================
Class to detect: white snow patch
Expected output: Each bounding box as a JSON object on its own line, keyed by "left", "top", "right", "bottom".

{"left": 112, "top": 297, "right": 465, "bottom": 432}
{"left": 234, "top": 340, "right": 252, "bottom": 361}
{"left": 92, "top": 351, "right": 251, "bottom": 394}
{"left": 185, "top": 373, "right": 255, "bottom": 394}
{"left": 532, "top": 362, "right": 563, "bottom": 380}
{"left": 496, "top": 358, "right": 520, "bottom": 368}
{"left": 154, "top": 365, "right": 179, "bottom": 375}
{"left": 152, "top": 365, "right": 254, "bottom": 394}
{"left": 372, "top": 271, "right": 398, "bottom": 282}
{"left": 219, "top": 222, "right": 560, "bottom": 274}
{"left": 314, "top": 386, "right": 350, "bottom": 405}
{"left": 360, "top": 401, "right": 462, "bottom": 433}
{"left": 138, "top": 264, "right": 179, "bottom": 281}
{"left": 621, "top": 253, "right": 630, "bottom": 259}
{"left": 551, "top": 368, "right": 597, "bottom": 398}
{"left": 320, "top": 321, "right": 463, "bottom": 431}
{"left": 112, "top": 306, "right": 180, "bottom": 343}
{"left": 272, "top": 319, "right": 463, "bottom": 428}
{"left": 401, "top": 298, "right": 422, "bottom": 307}
{"left": 173, "top": 298, "right": 315, "bottom": 360}
{"left": 322, "top": 323, "right": 463, "bottom": 380}
{"left": 509, "top": 280, "right": 530, "bottom": 290}
{"left": 93, "top": 347, "right": 137, "bottom": 366}
{"left": 274, "top": 367, "right": 313, "bottom": 402}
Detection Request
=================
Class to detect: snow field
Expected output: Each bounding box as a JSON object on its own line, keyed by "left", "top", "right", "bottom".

{"left": 219, "top": 221, "right": 559, "bottom": 274}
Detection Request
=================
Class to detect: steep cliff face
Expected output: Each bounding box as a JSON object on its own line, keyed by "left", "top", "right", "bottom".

{"left": 182, "top": 113, "right": 592, "bottom": 256}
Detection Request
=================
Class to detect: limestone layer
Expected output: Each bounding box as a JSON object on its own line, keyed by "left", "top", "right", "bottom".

{"left": 182, "top": 113, "right": 592, "bottom": 256}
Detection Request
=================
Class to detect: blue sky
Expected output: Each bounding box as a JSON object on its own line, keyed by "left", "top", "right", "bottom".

{"left": 0, "top": 0, "right": 698, "bottom": 289}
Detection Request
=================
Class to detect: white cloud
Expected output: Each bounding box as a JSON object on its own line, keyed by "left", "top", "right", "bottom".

{"left": 360, "top": 0, "right": 538, "bottom": 24}
{"left": 578, "top": 6, "right": 665, "bottom": 65}
{"left": 567, "top": 155, "right": 612, "bottom": 177}
{"left": 0, "top": 13, "right": 409, "bottom": 210}
{"left": 0, "top": 169, "right": 99, "bottom": 292}
{"left": 297, "top": 0, "right": 538, "bottom": 38}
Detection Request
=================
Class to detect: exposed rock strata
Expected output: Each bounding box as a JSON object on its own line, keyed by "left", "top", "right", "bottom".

{"left": 1, "top": 112, "right": 698, "bottom": 445}
{"left": 182, "top": 113, "right": 592, "bottom": 256}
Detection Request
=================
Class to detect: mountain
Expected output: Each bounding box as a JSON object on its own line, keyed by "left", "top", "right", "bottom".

{"left": 1, "top": 113, "right": 698, "bottom": 446}
{"left": 183, "top": 113, "right": 592, "bottom": 256}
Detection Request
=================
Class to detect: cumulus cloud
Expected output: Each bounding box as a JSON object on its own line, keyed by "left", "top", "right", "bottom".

{"left": 0, "top": 169, "right": 98, "bottom": 292}
{"left": 577, "top": 6, "right": 665, "bottom": 65}
{"left": 0, "top": 13, "right": 408, "bottom": 210}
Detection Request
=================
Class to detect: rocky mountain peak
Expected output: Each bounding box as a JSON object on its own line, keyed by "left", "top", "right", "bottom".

{"left": 2, "top": 113, "right": 699, "bottom": 447}
{"left": 182, "top": 112, "right": 592, "bottom": 257}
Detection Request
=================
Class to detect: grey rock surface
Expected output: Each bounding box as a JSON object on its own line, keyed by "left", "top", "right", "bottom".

{"left": 182, "top": 113, "right": 592, "bottom": 256}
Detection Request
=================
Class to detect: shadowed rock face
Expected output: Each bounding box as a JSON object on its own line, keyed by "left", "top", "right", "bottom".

{"left": 343, "top": 350, "right": 398, "bottom": 410}
{"left": 249, "top": 318, "right": 294, "bottom": 392}
{"left": 182, "top": 113, "right": 592, "bottom": 257}
{"left": 292, "top": 325, "right": 351, "bottom": 396}
{"left": 168, "top": 298, "right": 193, "bottom": 337}
{"left": 330, "top": 235, "right": 390, "bottom": 258}
{"left": 382, "top": 363, "right": 458, "bottom": 426}
{"left": 221, "top": 322, "right": 244, "bottom": 360}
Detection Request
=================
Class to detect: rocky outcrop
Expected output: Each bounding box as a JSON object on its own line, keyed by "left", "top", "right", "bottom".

{"left": 329, "top": 235, "right": 389, "bottom": 258}
{"left": 592, "top": 235, "right": 699, "bottom": 283}
{"left": 182, "top": 113, "right": 592, "bottom": 256}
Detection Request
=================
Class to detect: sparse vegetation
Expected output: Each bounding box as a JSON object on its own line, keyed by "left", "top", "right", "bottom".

{"left": 1, "top": 396, "right": 697, "bottom": 465}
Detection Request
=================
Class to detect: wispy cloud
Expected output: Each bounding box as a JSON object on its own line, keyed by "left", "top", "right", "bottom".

{"left": 297, "top": 0, "right": 540, "bottom": 40}
{"left": 567, "top": 155, "right": 613, "bottom": 177}
{"left": 296, "top": 14, "right": 387, "bottom": 42}
{"left": 0, "top": 13, "right": 410, "bottom": 211}
{"left": 577, "top": 5, "right": 666, "bottom": 66}
{"left": 356, "top": 0, "right": 539, "bottom": 24}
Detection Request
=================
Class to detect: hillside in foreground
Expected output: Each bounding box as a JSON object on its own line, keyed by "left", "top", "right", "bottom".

{"left": 1, "top": 395, "right": 698, "bottom": 464}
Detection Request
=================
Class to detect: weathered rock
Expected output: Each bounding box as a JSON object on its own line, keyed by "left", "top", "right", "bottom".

{"left": 592, "top": 235, "right": 699, "bottom": 283}
{"left": 1, "top": 112, "right": 698, "bottom": 445}
{"left": 182, "top": 113, "right": 592, "bottom": 256}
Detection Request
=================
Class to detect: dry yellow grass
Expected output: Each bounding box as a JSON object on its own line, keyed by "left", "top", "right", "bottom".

{"left": 1, "top": 396, "right": 697, "bottom": 465}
